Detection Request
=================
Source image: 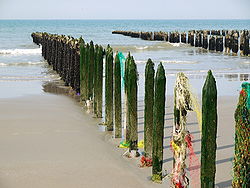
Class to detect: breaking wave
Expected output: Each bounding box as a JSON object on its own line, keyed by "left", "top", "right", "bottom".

{"left": 161, "top": 60, "right": 198, "bottom": 64}
{"left": 0, "top": 61, "right": 45, "bottom": 67}
{"left": 0, "top": 47, "right": 42, "bottom": 55}
{"left": 112, "top": 42, "right": 189, "bottom": 52}
{"left": 135, "top": 60, "right": 198, "bottom": 64}
{"left": 242, "top": 61, "right": 250, "bottom": 64}
{"left": 0, "top": 75, "right": 60, "bottom": 82}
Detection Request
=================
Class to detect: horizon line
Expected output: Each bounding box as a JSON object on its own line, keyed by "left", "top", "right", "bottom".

{"left": 1, "top": 18, "right": 250, "bottom": 21}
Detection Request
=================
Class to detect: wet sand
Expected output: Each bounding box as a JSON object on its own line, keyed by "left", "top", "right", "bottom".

{"left": 0, "top": 93, "right": 237, "bottom": 188}
{"left": 0, "top": 94, "right": 157, "bottom": 188}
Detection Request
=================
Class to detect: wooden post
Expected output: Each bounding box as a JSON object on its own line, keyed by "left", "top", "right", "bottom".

{"left": 144, "top": 58, "right": 155, "bottom": 158}
{"left": 127, "top": 56, "right": 138, "bottom": 151}
{"left": 85, "top": 43, "right": 90, "bottom": 100}
{"left": 88, "top": 41, "right": 95, "bottom": 101}
{"left": 152, "top": 63, "right": 166, "bottom": 183}
{"left": 79, "top": 38, "right": 86, "bottom": 101}
{"left": 201, "top": 70, "right": 218, "bottom": 188}
{"left": 232, "top": 82, "right": 250, "bottom": 188}
{"left": 232, "top": 33, "right": 239, "bottom": 55}
{"left": 203, "top": 33, "right": 208, "bottom": 49}
{"left": 96, "top": 45, "right": 104, "bottom": 118}
{"left": 243, "top": 34, "right": 249, "bottom": 56}
{"left": 209, "top": 36, "right": 216, "bottom": 51}
{"left": 114, "top": 53, "right": 122, "bottom": 138}
{"left": 125, "top": 53, "right": 131, "bottom": 143}
{"left": 105, "top": 45, "right": 114, "bottom": 131}
{"left": 93, "top": 44, "right": 99, "bottom": 115}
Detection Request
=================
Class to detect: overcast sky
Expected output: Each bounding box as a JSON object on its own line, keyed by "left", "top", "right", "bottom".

{"left": 0, "top": 0, "right": 250, "bottom": 19}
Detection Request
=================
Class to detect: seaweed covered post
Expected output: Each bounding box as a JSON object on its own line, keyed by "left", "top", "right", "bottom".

{"left": 96, "top": 45, "right": 104, "bottom": 118}
{"left": 232, "top": 82, "right": 250, "bottom": 188}
{"left": 144, "top": 59, "right": 155, "bottom": 158}
{"left": 201, "top": 70, "right": 218, "bottom": 188}
{"left": 105, "top": 45, "right": 114, "bottom": 131}
{"left": 152, "top": 63, "right": 166, "bottom": 183}
{"left": 114, "top": 53, "right": 122, "bottom": 138}
{"left": 84, "top": 43, "right": 90, "bottom": 102}
{"left": 93, "top": 44, "right": 99, "bottom": 116}
{"left": 79, "top": 37, "right": 85, "bottom": 101}
{"left": 127, "top": 57, "right": 138, "bottom": 151}
{"left": 124, "top": 53, "right": 131, "bottom": 143}
{"left": 88, "top": 41, "right": 95, "bottom": 101}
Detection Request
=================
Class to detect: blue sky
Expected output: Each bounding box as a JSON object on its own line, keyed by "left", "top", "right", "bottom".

{"left": 0, "top": 0, "right": 250, "bottom": 19}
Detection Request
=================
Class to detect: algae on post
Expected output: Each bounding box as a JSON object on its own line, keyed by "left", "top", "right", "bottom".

{"left": 144, "top": 58, "right": 155, "bottom": 158}
{"left": 114, "top": 53, "right": 122, "bottom": 138}
{"left": 152, "top": 63, "right": 166, "bottom": 183}
{"left": 201, "top": 70, "right": 218, "bottom": 188}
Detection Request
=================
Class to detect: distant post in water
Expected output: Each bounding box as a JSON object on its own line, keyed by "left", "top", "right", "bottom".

{"left": 144, "top": 59, "right": 155, "bottom": 158}
{"left": 152, "top": 63, "right": 166, "bottom": 183}
{"left": 105, "top": 45, "right": 114, "bottom": 131}
{"left": 127, "top": 57, "right": 138, "bottom": 151}
{"left": 201, "top": 70, "right": 218, "bottom": 188}
{"left": 232, "top": 82, "right": 250, "bottom": 188}
{"left": 114, "top": 53, "right": 122, "bottom": 138}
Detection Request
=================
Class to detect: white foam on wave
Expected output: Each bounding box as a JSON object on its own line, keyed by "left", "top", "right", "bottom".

{"left": 242, "top": 61, "right": 250, "bottom": 64}
{"left": 135, "top": 60, "right": 147, "bottom": 64}
{"left": 170, "top": 43, "right": 181, "bottom": 47}
{"left": 0, "top": 61, "right": 45, "bottom": 67}
{"left": 135, "top": 46, "right": 149, "bottom": 50}
{"left": 0, "top": 75, "right": 60, "bottom": 82}
{"left": 0, "top": 47, "right": 42, "bottom": 55}
{"left": 161, "top": 60, "right": 198, "bottom": 64}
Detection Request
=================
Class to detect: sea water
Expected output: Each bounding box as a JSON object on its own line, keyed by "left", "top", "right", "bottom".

{"left": 0, "top": 20, "right": 250, "bottom": 98}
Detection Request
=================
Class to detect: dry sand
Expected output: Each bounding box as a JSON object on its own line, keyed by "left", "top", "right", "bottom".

{"left": 0, "top": 93, "right": 237, "bottom": 188}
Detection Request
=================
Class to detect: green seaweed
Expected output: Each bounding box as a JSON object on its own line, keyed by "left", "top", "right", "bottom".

{"left": 79, "top": 37, "right": 85, "bottom": 101}
{"left": 144, "top": 58, "right": 155, "bottom": 158}
{"left": 105, "top": 45, "right": 114, "bottom": 131}
{"left": 232, "top": 82, "right": 250, "bottom": 188}
{"left": 127, "top": 56, "right": 138, "bottom": 150}
{"left": 114, "top": 53, "right": 122, "bottom": 138}
{"left": 152, "top": 63, "right": 166, "bottom": 183}
{"left": 201, "top": 70, "right": 218, "bottom": 188}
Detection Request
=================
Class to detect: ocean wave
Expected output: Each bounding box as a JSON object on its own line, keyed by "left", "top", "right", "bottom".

{"left": 112, "top": 42, "right": 189, "bottom": 52}
{"left": 242, "top": 61, "right": 250, "bottom": 64}
{"left": 161, "top": 60, "right": 198, "bottom": 64}
{"left": 0, "top": 75, "right": 60, "bottom": 82}
{"left": 135, "top": 46, "right": 149, "bottom": 50}
{"left": 135, "top": 60, "right": 147, "bottom": 64}
{"left": 134, "top": 60, "right": 198, "bottom": 64}
{"left": 0, "top": 47, "right": 42, "bottom": 55}
{"left": 0, "top": 61, "right": 45, "bottom": 67}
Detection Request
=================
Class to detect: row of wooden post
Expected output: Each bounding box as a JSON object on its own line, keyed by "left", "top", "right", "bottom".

{"left": 31, "top": 32, "right": 246, "bottom": 187}
{"left": 112, "top": 30, "right": 250, "bottom": 56}
{"left": 31, "top": 32, "right": 167, "bottom": 182}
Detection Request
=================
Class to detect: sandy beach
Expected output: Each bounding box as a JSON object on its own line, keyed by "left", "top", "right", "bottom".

{"left": 0, "top": 92, "right": 237, "bottom": 188}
